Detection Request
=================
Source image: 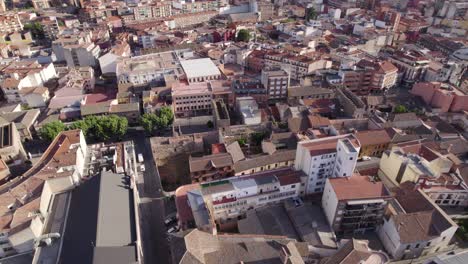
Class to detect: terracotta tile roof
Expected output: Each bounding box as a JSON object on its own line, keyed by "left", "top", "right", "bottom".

{"left": 354, "top": 130, "right": 391, "bottom": 147}
{"left": 189, "top": 153, "right": 233, "bottom": 173}
{"left": 329, "top": 175, "right": 390, "bottom": 201}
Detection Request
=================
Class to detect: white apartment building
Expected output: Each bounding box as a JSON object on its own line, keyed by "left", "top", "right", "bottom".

{"left": 0, "top": 61, "right": 57, "bottom": 103}
{"left": 63, "top": 42, "right": 101, "bottom": 68}
{"left": 261, "top": 68, "right": 289, "bottom": 100}
{"left": 295, "top": 134, "right": 360, "bottom": 194}
{"left": 377, "top": 183, "right": 458, "bottom": 260}
{"left": 198, "top": 169, "right": 305, "bottom": 226}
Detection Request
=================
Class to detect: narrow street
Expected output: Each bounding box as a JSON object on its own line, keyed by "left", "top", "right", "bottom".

{"left": 130, "top": 131, "right": 172, "bottom": 264}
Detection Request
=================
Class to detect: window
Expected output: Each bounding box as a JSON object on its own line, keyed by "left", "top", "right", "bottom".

{"left": 427, "top": 242, "right": 431, "bottom": 247}
{"left": 406, "top": 245, "right": 410, "bottom": 250}
{"left": 314, "top": 188, "right": 321, "bottom": 192}
{"left": 415, "top": 244, "right": 420, "bottom": 248}
{"left": 291, "top": 185, "right": 296, "bottom": 188}
{"left": 349, "top": 157, "right": 353, "bottom": 160}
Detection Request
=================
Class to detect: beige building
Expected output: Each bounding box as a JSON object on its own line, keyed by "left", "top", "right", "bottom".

{"left": 0, "top": 120, "right": 26, "bottom": 164}
{"left": 265, "top": 51, "right": 332, "bottom": 81}
{"left": 379, "top": 141, "right": 453, "bottom": 187}
{"left": 0, "top": 14, "right": 23, "bottom": 33}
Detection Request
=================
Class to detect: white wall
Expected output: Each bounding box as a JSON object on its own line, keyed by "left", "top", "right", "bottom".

{"left": 322, "top": 179, "right": 338, "bottom": 227}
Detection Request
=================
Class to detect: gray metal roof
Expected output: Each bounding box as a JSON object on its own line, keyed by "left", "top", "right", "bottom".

{"left": 93, "top": 246, "right": 137, "bottom": 264}
{"left": 96, "top": 170, "right": 134, "bottom": 247}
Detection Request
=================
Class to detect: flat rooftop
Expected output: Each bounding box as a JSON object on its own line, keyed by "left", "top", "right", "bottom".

{"left": 180, "top": 58, "right": 221, "bottom": 79}
{"left": 96, "top": 170, "right": 135, "bottom": 247}
{"left": 329, "top": 175, "right": 390, "bottom": 201}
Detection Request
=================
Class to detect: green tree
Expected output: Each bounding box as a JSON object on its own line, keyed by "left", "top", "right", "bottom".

{"left": 75, "top": 115, "right": 128, "bottom": 141}
{"left": 251, "top": 132, "right": 268, "bottom": 146}
{"left": 394, "top": 105, "right": 408, "bottom": 113}
{"left": 23, "top": 22, "right": 45, "bottom": 39}
{"left": 138, "top": 107, "right": 174, "bottom": 134}
{"left": 236, "top": 29, "right": 250, "bottom": 42}
{"left": 39, "top": 121, "right": 65, "bottom": 141}
{"left": 139, "top": 113, "right": 158, "bottom": 134}
{"left": 237, "top": 137, "right": 247, "bottom": 147}
{"left": 306, "top": 7, "right": 318, "bottom": 20}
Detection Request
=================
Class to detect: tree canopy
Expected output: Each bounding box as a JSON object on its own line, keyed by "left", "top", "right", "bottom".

{"left": 306, "top": 7, "right": 318, "bottom": 20}
{"left": 236, "top": 29, "right": 250, "bottom": 42}
{"left": 39, "top": 121, "right": 66, "bottom": 141}
{"left": 23, "top": 22, "right": 45, "bottom": 39}
{"left": 139, "top": 106, "right": 174, "bottom": 134}
{"left": 394, "top": 105, "right": 408, "bottom": 113}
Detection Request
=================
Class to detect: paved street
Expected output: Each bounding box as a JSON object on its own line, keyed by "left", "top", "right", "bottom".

{"left": 130, "top": 131, "right": 172, "bottom": 264}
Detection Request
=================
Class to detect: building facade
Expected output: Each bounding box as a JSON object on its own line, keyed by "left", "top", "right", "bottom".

{"left": 294, "top": 134, "right": 360, "bottom": 194}
{"left": 322, "top": 175, "right": 391, "bottom": 235}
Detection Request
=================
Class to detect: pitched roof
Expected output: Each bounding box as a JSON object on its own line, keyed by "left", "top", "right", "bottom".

{"left": 189, "top": 153, "right": 233, "bottom": 173}
{"left": 233, "top": 149, "right": 295, "bottom": 172}
{"left": 354, "top": 130, "right": 391, "bottom": 146}
{"left": 226, "top": 141, "right": 245, "bottom": 163}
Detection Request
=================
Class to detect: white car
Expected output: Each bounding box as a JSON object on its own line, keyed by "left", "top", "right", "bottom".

{"left": 140, "top": 164, "right": 146, "bottom": 172}
{"left": 138, "top": 153, "right": 144, "bottom": 163}
{"left": 361, "top": 156, "right": 371, "bottom": 161}
{"left": 167, "top": 226, "right": 179, "bottom": 233}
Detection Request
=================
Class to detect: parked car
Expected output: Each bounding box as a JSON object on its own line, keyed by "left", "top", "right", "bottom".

{"left": 361, "top": 156, "right": 371, "bottom": 161}
{"left": 140, "top": 164, "right": 145, "bottom": 172}
{"left": 164, "top": 215, "right": 177, "bottom": 226}
{"left": 167, "top": 225, "right": 179, "bottom": 233}
{"left": 138, "top": 153, "right": 144, "bottom": 163}
{"left": 292, "top": 197, "right": 303, "bottom": 207}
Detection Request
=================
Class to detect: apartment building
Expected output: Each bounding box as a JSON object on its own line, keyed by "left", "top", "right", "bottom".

{"left": 377, "top": 183, "right": 458, "bottom": 260}
{"left": 379, "top": 140, "right": 468, "bottom": 207}
{"left": 196, "top": 168, "right": 305, "bottom": 227}
{"left": 134, "top": 5, "right": 153, "bottom": 20}
{"left": 388, "top": 50, "right": 430, "bottom": 85}
{"left": 63, "top": 42, "right": 101, "bottom": 68}
{"left": 172, "top": 82, "right": 213, "bottom": 118}
{"left": 172, "top": 0, "right": 220, "bottom": 14}
{"left": 99, "top": 41, "right": 131, "bottom": 75}
{"left": 339, "top": 60, "right": 398, "bottom": 95}
{"left": 322, "top": 175, "right": 391, "bottom": 235}
{"left": 264, "top": 51, "right": 332, "bottom": 81}
{"left": 152, "top": 2, "right": 172, "bottom": 18}
{"left": 0, "top": 14, "right": 23, "bottom": 33}
{"left": 379, "top": 141, "right": 453, "bottom": 187}
{"left": 260, "top": 68, "right": 289, "bottom": 101}
{"left": 0, "top": 61, "right": 57, "bottom": 103}
{"left": 411, "top": 82, "right": 468, "bottom": 113}
{"left": 294, "top": 134, "right": 360, "bottom": 194}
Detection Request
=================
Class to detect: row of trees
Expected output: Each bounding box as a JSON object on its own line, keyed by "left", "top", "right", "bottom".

{"left": 40, "top": 107, "right": 175, "bottom": 141}
{"left": 39, "top": 115, "right": 129, "bottom": 142}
